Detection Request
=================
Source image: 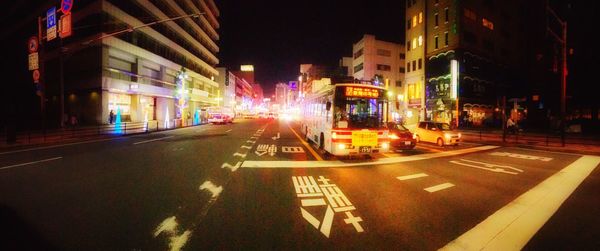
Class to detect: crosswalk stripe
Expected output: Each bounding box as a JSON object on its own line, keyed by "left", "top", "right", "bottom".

{"left": 397, "top": 173, "right": 429, "bottom": 180}
{"left": 424, "top": 183, "right": 455, "bottom": 193}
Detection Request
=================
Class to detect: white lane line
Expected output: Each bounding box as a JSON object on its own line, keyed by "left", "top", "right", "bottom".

{"left": 221, "top": 161, "right": 242, "bottom": 172}
{"left": 441, "top": 155, "right": 600, "bottom": 251}
{"left": 0, "top": 137, "right": 117, "bottom": 155}
{"left": 240, "top": 145, "right": 252, "bottom": 149}
{"left": 226, "top": 129, "right": 232, "bottom": 133}
{"left": 233, "top": 152, "right": 247, "bottom": 158}
{"left": 154, "top": 216, "right": 178, "bottom": 237}
{"left": 397, "top": 173, "right": 429, "bottom": 180}
{"left": 133, "top": 136, "right": 174, "bottom": 145}
{"left": 424, "top": 183, "right": 455, "bottom": 193}
{"left": 0, "top": 157, "right": 63, "bottom": 171}
{"left": 242, "top": 145, "right": 500, "bottom": 168}
{"left": 199, "top": 181, "right": 223, "bottom": 198}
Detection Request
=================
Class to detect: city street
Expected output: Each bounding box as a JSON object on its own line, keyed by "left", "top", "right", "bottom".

{"left": 1, "top": 118, "right": 598, "bottom": 250}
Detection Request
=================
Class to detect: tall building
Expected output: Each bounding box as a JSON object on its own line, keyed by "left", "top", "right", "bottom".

{"left": 216, "top": 67, "right": 236, "bottom": 109}
{"left": 275, "top": 83, "right": 289, "bottom": 109}
{"left": 406, "top": 0, "right": 527, "bottom": 128}
{"left": 352, "top": 35, "right": 405, "bottom": 116}
{"left": 40, "top": 0, "right": 221, "bottom": 127}
{"left": 339, "top": 57, "right": 354, "bottom": 77}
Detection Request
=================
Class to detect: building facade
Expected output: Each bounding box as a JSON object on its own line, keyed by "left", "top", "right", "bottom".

{"left": 352, "top": 35, "right": 405, "bottom": 117}
{"left": 406, "top": 0, "right": 522, "bottom": 127}
{"left": 41, "top": 0, "right": 221, "bottom": 128}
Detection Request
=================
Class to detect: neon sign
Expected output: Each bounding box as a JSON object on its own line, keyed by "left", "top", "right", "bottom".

{"left": 345, "top": 87, "right": 380, "bottom": 98}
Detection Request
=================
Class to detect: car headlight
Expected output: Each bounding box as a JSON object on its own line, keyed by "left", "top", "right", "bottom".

{"left": 389, "top": 133, "right": 399, "bottom": 139}
{"left": 444, "top": 133, "right": 451, "bottom": 139}
{"left": 381, "top": 142, "right": 389, "bottom": 149}
{"left": 458, "top": 133, "right": 462, "bottom": 138}
{"left": 412, "top": 133, "right": 417, "bottom": 139}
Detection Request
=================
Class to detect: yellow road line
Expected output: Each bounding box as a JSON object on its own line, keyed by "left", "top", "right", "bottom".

{"left": 287, "top": 124, "right": 323, "bottom": 161}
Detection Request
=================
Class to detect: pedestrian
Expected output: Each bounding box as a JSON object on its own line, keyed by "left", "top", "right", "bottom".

{"left": 507, "top": 117, "right": 516, "bottom": 134}
{"left": 109, "top": 110, "right": 115, "bottom": 124}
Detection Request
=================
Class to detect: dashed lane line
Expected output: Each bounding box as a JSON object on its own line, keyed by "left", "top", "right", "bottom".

{"left": 441, "top": 155, "right": 600, "bottom": 251}
{"left": 0, "top": 157, "right": 63, "bottom": 171}
{"left": 397, "top": 173, "right": 429, "bottom": 180}
{"left": 424, "top": 183, "right": 455, "bottom": 193}
{"left": 133, "top": 136, "right": 174, "bottom": 145}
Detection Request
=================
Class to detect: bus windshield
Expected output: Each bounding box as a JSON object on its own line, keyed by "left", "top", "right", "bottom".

{"left": 334, "top": 86, "right": 388, "bottom": 129}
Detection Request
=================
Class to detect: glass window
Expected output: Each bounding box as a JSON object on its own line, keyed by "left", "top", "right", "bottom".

{"left": 412, "top": 60, "right": 416, "bottom": 71}
{"left": 435, "top": 13, "right": 439, "bottom": 27}
{"left": 406, "top": 63, "right": 411, "bottom": 72}
{"left": 412, "top": 16, "right": 417, "bottom": 27}
{"left": 435, "top": 36, "right": 439, "bottom": 49}
{"left": 418, "top": 58, "right": 422, "bottom": 69}
{"left": 418, "top": 35, "right": 423, "bottom": 46}
{"left": 445, "top": 32, "right": 449, "bottom": 46}
{"left": 419, "top": 12, "right": 423, "bottom": 23}
{"left": 412, "top": 38, "right": 417, "bottom": 49}
{"left": 445, "top": 8, "right": 449, "bottom": 22}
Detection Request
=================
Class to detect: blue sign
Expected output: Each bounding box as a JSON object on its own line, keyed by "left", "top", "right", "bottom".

{"left": 61, "top": 0, "right": 73, "bottom": 13}
{"left": 47, "top": 7, "right": 56, "bottom": 29}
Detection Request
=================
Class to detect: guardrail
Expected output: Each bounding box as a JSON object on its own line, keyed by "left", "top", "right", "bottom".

{"left": 460, "top": 129, "right": 600, "bottom": 147}
{"left": 1, "top": 119, "right": 203, "bottom": 146}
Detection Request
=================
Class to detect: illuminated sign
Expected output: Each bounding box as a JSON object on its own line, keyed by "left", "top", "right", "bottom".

{"left": 46, "top": 7, "right": 57, "bottom": 41}
{"left": 59, "top": 12, "right": 72, "bottom": 38}
{"left": 450, "top": 60, "right": 458, "bottom": 99}
{"left": 240, "top": 65, "right": 254, "bottom": 72}
{"left": 61, "top": 0, "right": 73, "bottom": 13}
{"left": 345, "top": 87, "right": 380, "bottom": 98}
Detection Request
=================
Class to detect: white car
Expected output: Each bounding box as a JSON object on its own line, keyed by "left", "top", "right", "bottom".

{"left": 414, "top": 121, "right": 461, "bottom": 146}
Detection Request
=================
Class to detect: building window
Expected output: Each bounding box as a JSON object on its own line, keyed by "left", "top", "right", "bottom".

{"left": 377, "top": 49, "right": 392, "bottom": 57}
{"left": 412, "top": 16, "right": 417, "bottom": 27}
{"left": 418, "top": 35, "right": 423, "bottom": 46}
{"left": 407, "top": 41, "right": 411, "bottom": 51}
{"left": 445, "top": 32, "right": 449, "bottom": 46}
{"left": 434, "top": 36, "right": 439, "bottom": 49}
{"left": 412, "top": 60, "right": 416, "bottom": 71}
{"left": 354, "top": 63, "right": 364, "bottom": 73}
{"left": 353, "top": 48, "right": 363, "bottom": 59}
{"left": 406, "top": 63, "right": 411, "bottom": 72}
{"left": 464, "top": 8, "right": 476, "bottom": 21}
{"left": 399, "top": 67, "right": 405, "bottom": 73}
{"left": 408, "top": 83, "right": 421, "bottom": 100}
{"left": 464, "top": 30, "right": 477, "bottom": 44}
{"left": 445, "top": 8, "right": 449, "bottom": 23}
{"left": 412, "top": 38, "right": 417, "bottom": 49}
{"left": 396, "top": 80, "right": 402, "bottom": 87}
{"left": 435, "top": 13, "right": 439, "bottom": 27}
{"left": 407, "top": 19, "right": 411, "bottom": 30}
{"left": 482, "top": 18, "right": 494, "bottom": 30}
{"left": 407, "top": 0, "right": 412, "bottom": 8}
{"left": 419, "top": 12, "right": 423, "bottom": 23}
{"left": 376, "top": 64, "right": 391, "bottom": 71}
{"left": 418, "top": 58, "right": 422, "bottom": 69}
{"left": 400, "top": 53, "right": 405, "bottom": 59}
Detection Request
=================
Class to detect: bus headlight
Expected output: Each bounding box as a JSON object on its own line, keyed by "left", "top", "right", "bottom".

{"left": 337, "top": 143, "right": 346, "bottom": 150}
{"left": 381, "top": 142, "right": 389, "bottom": 149}
{"left": 332, "top": 132, "right": 337, "bottom": 139}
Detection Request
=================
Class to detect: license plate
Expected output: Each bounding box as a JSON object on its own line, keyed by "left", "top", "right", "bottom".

{"left": 359, "top": 146, "right": 371, "bottom": 153}
{"left": 405, "top": 141, "right": 412, "bottom": 145}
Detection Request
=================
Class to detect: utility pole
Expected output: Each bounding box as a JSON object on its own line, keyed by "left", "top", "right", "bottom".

{"left": 546, "top": 3, "right": 567, "bottom": 146}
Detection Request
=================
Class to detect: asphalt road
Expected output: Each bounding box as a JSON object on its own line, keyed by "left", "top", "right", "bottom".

{"left": 1, "top": 118, "right": 599, "bottom": 250}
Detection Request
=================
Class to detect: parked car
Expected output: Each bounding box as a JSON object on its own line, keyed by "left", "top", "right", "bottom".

{"left": 267, "top": 112, "right": 277, "bottom": 119}
{"left": 414, "top": 121, "right": 461, "bottom": 146}
{"left": 387, "top": 122, "right": 417, "bottom": 150}
{"left": 208, "top": 113, "right": 233, "bottom": 124}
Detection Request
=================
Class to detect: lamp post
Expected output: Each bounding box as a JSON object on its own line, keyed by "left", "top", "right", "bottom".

{"left": 546, "top": 4, "right": 567, "bottom": 146}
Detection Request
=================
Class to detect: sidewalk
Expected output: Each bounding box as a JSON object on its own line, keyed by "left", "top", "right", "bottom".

{"left": 0, "top": 119, "right": 206, "bottom": 151}
{"left": 459, "top": 129, "right": 600, "bottom": 156}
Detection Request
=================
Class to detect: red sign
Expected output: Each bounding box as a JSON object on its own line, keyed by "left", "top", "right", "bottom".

{"left": 28, "top": 36, "right": 39, "bottom": 53}
{"left": 61, "top": 0, "right": 73, "bottom": 13}
{"left": 33, "top": 69, "right": 40, "bottom": 83}
{"left": 59, "top": 13, "right": 72, "bottom": 38}
{"left": 345, "top": 87, "right": 380, "bottom": 98}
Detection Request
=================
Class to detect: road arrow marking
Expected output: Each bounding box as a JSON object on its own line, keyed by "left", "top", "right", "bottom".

{"left": 246, "top": 140, "right": 256, "bottom": 144}
{"left": 255, "top": 151, "right": 267, "bottom": 156}
{"left": 450, "top": 159, "right": 524, "bottom": 175}
{"left": 221, "top": 161, "right": 242, "bottom": 172}
{"left": 199, "top": 181, "right": 223, "bottom": 198}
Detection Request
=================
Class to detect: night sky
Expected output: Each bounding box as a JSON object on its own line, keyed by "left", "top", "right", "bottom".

{"left": 217, "top": 0, "right": 406, "bottom": 95}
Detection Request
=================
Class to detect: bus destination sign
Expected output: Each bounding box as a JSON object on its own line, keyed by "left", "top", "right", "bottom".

{"left": 345, "top": 87, "right": 380, "bottom": 98}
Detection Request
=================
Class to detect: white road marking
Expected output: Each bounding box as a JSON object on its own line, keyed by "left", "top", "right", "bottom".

{"left": 242, "top": 145, "right": 500, "bottom": 168}
{"left": 397, "top": 173, "right": 429, "bottom": 180}
{"left": 490, "top": 151, "right": 553, "bottom": 162}
{"left": 233, "top": 152, "right": 247, "bottom": 158}
{"left": 282, "top": 146, "right": 305, "bottom": 153}
{"left": 441, "top": 155, "right": 600, "bottom": 251}
{"left": 246, "top": 140, "right": 256, "bottom": 144}
{"left": 301, "top": 207, "right": 321, "bottom": 229}
{"left": 221, "top": 161, "right": 242, "bottom": 172}
{"left": 153, "top": 216, "right": 192, "bottom": 251}
{"left": 424, "top": 183, "right": 455, "bottom": 193}
{"left": 272, "top": 132, "right": 280, "bottom": 140}
{"left": 250, "top": 136, "right": 258, "bottom": 139}
{"left": 0, "top": 157, "right": 63, "bottom": 171}
{"left": 199, "top": 181, "right": 223, "bottom": 198}
{"left": 133, "top": 136, "right": 174, "bottom": 145}
{"left": 450, "top": 159, "right": 524, "bottom": 175}
{"left": 240, "top": 145, "right": 252, "bottom": 149}
{"left": 226, "top": 129, "right": 232, "bottom": 132}
{"left": 0, "top": 137, "right": 117, "bottom": 155}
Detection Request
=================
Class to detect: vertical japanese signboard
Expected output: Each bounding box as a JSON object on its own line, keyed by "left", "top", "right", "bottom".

{"left": 46, "top": 7, "right": 57, "bottom": 41}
